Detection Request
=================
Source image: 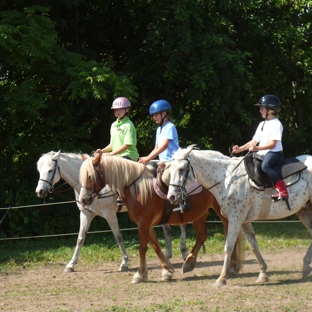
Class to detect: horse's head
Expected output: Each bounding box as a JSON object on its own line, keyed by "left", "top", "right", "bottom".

{"left": 167, "top": 145, "right": 196, "bottom": 204}
{"left": 36, "top": 151, "right": 62, "bottom": 198}
{"left": 79, "top": 153, "right": 106, "bottom": 206}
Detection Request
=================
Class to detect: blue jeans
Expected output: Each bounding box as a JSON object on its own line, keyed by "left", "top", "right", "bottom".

{"left": 261, "top": 151, "right": 283, "bottom": 185}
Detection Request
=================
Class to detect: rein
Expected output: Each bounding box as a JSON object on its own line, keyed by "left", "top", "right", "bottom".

{"left": 206, "top": 152, "right": 250, "bottom": 191}
{"left": 170, "top": 152, "right": 250, "bottom": 193}
{"left": 88, "top": 162, "right": 146, "bottom": 199}
{"left": 125, "top": 166, "right": 146, "bottom": 190}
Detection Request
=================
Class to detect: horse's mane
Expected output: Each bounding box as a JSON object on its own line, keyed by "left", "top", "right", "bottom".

{"left": 42, "top": 151, "right": 88, "bottom": 159}
{"left": 80, "top": 156, "right": 154, "bottom": 205}
{"left": 38, "top": 151, "right": 88, "bottom": 174}
{"left": 173, "top": 146, "right": 226, "bottom": 161}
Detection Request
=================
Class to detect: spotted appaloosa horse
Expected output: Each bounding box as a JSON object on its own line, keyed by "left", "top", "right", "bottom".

{"left": 78, "top": 153, "right": 244, "bottom": 284}
{"left": 167, "top": 145, "right": 312, "bottom": 286}
{"left": 35, "top": 151, "right": 191, "bottom": 273}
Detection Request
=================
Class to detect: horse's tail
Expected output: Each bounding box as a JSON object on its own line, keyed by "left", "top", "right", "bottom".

{"left": 230, "top": 231, "right": 245, "bottom": 274}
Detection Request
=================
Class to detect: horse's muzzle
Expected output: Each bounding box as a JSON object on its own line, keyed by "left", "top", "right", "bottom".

{"left": 167, "top": 192, "right": 182, "bottom": 205}
{"left": 80, "top": 193, "right": 97, "bottom": 206}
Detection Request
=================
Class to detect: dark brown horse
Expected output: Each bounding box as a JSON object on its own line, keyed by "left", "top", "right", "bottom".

{"left": 79, "top": 153, "right": 244, "bottom": 284}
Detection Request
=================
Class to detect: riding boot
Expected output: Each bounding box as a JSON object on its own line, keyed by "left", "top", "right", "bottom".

{"left": 271, "top": 180, "right": 289, "bottom": 202}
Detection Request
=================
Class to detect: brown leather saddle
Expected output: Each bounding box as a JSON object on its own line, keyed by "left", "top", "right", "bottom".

{"left": 244, "top": 153, "right": 307, "bottom": 188}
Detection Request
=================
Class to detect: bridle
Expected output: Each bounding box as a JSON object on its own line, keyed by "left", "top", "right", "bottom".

{"left": 168, "top": 159, "right": 195, "bottom": 201}
{"left": 169, "top": 154, "right": 248, "bottom": 194}
{"left": 39, "top": 158, "right": 61, "bottom": 193}
{"left": 80, "top": 163, "right": 105, "bottom": 202}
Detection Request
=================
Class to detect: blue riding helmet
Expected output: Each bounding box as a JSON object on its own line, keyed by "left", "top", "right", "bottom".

{"left": 149, "top": 100, "right": 172, "bottom": 115}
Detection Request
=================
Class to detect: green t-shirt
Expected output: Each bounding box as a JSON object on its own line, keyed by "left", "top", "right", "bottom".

{"left": 110, "top": 117, "right": 139, "bottom": 161}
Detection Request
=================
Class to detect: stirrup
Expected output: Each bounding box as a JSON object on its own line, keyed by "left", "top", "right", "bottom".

{"left": 173, "top": 198, "right": 191, "bottom": 214}
{"left": 271, "top": 192, "right": 282, "bottom": 202}
{"left": 116, "top": 196, "right": 125, "bottom": 206}
{"left": 272, "top": 191, "right": 288, "bottom": 202}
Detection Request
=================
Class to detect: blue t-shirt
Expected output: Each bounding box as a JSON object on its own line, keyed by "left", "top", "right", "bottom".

{"left": 156, "top": 121, "right": 179, "bottom": 161}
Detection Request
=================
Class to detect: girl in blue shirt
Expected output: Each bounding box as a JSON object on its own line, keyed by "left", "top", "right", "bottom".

{"left": 139, "top": 100, "right": 179, "bottom": 164}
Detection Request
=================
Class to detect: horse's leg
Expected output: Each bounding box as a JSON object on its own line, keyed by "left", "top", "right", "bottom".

{"left": 64, "top": 209, "right": 95, "bottom": 273}
{"left": 213, "top": 209, "right": 245, "bottom": 274}
{"left": 161, "top": 224, "right": 172, "bottom": 259}
{"left": 131, "top": 223, "right": 151, "bottom": 284}
{"left": 148, "top": 226, "right": 175, "bottom": 281}
{"left": 182, "top": 212, "right": 208, "bottom": 273}
{"left": 296, "top": 205, "right": 312, "bottom": 278}
{"left": 180, "top": 224, "right": 188, "bottom": 260}
{"left": 161, "top": 224, "right": 188, "bottom": 260}
{"left": 215, "top": 221, "right": 242, "bottom": 286}
{"left": 241, "top": 222, "right": 268, "bottom": 283}
{"left": 103, "top": 210, "right": 129, "bottom": 272}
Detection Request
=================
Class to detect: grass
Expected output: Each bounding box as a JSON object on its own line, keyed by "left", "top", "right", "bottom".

{"left": 1, "top": 221, "right": 311, "bottom": 312}
{"left": 0, "top": 221, "right": 310, "bottom": 272}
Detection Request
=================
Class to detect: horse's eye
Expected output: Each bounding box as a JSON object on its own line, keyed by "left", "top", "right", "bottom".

{"left": 48, "top": 169, "right": 53, "bottom": 173}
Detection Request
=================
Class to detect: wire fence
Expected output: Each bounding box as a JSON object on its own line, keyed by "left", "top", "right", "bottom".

{"left": 0, "top": 201, "right": 301, "bottom": 242}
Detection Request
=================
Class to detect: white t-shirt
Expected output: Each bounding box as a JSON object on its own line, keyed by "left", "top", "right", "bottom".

{"left": 253, "top": 118, "right": 283, "bottom": 156}
{"left": 156, "top": 121, "right": 179, "bottom": 161}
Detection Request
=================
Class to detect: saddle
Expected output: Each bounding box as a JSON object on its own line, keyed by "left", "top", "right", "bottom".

{"left": 244, "top": 153, "right": 307, "bottom": 188}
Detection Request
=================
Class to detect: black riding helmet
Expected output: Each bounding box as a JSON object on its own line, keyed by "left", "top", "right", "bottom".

{"left": 254, "top": 95, "right": 281, "bottom": 113}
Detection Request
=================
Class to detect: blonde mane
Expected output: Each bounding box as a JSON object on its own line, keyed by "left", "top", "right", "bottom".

{"left": 80, "top": 156, "right": 154, "bottom": 205}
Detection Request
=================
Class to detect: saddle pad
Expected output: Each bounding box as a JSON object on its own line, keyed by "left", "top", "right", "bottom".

{"left": 244, "top": 154, "right": 307, "bottom": 187}
{"left": 153, "top": 178, "right": 167, "bottom": 200}
{"left": 274, "top": 157, "right": 307, "bottom": 179}
{"left": 187, "top": 180, "right": 202, "bottom": 195}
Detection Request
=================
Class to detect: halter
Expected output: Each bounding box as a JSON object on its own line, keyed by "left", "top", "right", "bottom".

{"left": 39, "top": 158, "right": 61, "bottom": 193}
{"left": 168, "top": 159, "right": 194, "bottom": 201}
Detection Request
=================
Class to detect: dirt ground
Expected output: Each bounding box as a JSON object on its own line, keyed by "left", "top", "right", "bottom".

{"left": 1, "top": 247, "right": 312, "bottom": 312}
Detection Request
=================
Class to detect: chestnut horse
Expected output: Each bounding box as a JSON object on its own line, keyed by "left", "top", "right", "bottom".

{"left": 78, "top": 153, "right": 244, "bottom": 284}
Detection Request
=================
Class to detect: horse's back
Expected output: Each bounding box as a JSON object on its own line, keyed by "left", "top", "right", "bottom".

{"left": 297, "top": 155, "right": 312, "bottom": 173}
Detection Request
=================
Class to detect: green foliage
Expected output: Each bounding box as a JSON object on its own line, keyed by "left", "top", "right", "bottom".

{"left": 1, "top": 1, "right": 312, "bottom": 236}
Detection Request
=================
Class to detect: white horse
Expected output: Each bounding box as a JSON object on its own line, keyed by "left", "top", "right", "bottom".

{"left": 35, "top": 151, "right": 188, "bottom": 273}
{"left": 167, "top": 145, "right": 312, "bottom": 286}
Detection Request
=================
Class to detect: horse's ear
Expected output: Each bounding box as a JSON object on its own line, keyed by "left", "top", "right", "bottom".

{"left": 53, "top": 150, "right": 61, "bottom": 160}
{"left": 188, "top": 144, "right": 197, "bottom": 150}
{"left": 93, "top": 153, "right": 101, "bottom": 165}
{"left": 186, "top": 144, "right": 196, "bottom": 156}
{"left": 81, "top": 154, "right": 89, "bottom": 161}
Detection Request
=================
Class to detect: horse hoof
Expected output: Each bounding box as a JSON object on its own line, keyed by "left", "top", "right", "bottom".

{"left": 182, "top": 254, "right": 196, "bottom": 273}
{"left": 162, "top": 270, "right": 173, "bottom": 281}
{"left": 214, "top": 278, "right": 227, "bottom": 286}
{"left": 256, "top": 273, "right": 269, "bottom": 283}
{"left": 182, "top": 263, "right": 194, "bottom": 273}
{"left": 302, "top": 267, "right": 312, "bottom": 279}
{"left": 131, "top": 272, "right": 148, "bottom": 284}
{"left": 118, "top": 265, "right": 129, "bottom": 272}
{"left": 64, "top": 267, "right": 74, "bottom": 273}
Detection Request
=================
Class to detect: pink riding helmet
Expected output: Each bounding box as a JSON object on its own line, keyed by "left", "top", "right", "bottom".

{"left": 111, "top": 97, "right": 131, "bottom": 109}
